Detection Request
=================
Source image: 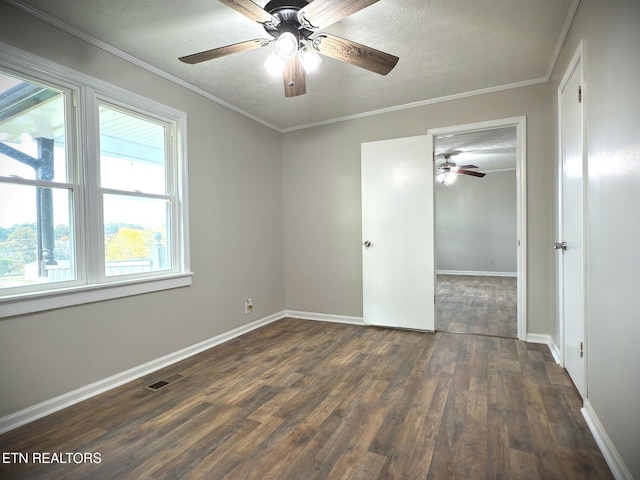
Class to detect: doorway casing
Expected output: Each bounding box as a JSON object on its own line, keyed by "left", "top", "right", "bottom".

{"left": 427, "top": 116, "right": 527, "bottom": 340}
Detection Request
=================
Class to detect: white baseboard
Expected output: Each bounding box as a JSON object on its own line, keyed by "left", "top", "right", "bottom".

{"left": 525, "top": 333, "right": 561, "bottom": 364}
{"left": 284, "top": 310, "right": 364, "bottom": 326}
{"left": 0, "top": 310, "right": 286, "bottom": 435}
{"left": 525, "top": 333, "right": 551, "bottom": 344}
{"left": 547, "top": 338, "right": 561, "bottom": 364}
{"left": 582, "top": 399, "right": 633, "bottom": 480}
{"left": 437, "top": 270, "right": 517, "bottom": 277}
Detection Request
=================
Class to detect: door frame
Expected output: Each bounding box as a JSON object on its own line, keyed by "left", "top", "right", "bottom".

{"left": 556, "top": 40, "right": 588, "bottom": 385}
{"left": 427, "top": 116, "right": 527, "bottom": 340}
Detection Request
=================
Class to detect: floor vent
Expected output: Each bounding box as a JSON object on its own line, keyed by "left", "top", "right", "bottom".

{"left": 144, "top": 374, "right": 184, "bottom": 392}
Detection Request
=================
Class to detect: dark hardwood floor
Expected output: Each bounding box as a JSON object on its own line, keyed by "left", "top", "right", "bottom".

{"left": 0, "top": 318, "right": 611, "bottom": 479}
{"left": 436, "top": 275, "right": 518, "bottom": 338}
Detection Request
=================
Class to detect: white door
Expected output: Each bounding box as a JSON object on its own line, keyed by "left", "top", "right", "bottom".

{"left": 558, "top": 51, "right": 586, "bottom": 398}
{"left": 361, "top": 135, "right": 435, "bottom": 331}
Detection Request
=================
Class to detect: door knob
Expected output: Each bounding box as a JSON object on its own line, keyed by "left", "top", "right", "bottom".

{"left": 554, "top": 241, "right": 567, "bottom": 251}
{"left": 363, "top": 240, "right": 372, "bottom": 248}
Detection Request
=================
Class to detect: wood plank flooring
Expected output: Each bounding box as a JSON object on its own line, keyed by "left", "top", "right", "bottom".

{"left": 436, "top": 275, "right": 518, "bottom": 338}
{"left": 0, "top": 318, "right": 611, "bottom": 479}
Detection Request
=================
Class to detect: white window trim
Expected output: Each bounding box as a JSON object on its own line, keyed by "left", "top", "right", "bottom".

{"left": 1, "top": 273, "right": 193, "bottom": 318}
{"left": 0, "top": 42, "right": 192, "bottom": 318}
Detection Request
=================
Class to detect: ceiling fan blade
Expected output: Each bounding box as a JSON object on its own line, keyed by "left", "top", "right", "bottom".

{"left": 457, "top": 165, "right": 479, "bottom": 169}
{"left": 298, "top": 0, "right": 380, "bottom": 30}
{"left": 179, "top": 39, "right": 271, "bottom": 64}
{"left": 283, "top": 55, "right": 306, "bottom": 97}
{"left": 311, "top": 33, "right": 398, "bottom": 75}
{"left": 457, "top": 169, "right": 486, "bottom": 178}
{"left": 217, "top": 0, "right": 278, "bottom": 25}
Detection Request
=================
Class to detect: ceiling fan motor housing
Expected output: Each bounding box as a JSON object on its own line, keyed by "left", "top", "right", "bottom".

{"left": 263, "top": 0, "right": 313, "bottom": 41}
{"left": 264, "top": 0, "right": 308, "bottom": 15}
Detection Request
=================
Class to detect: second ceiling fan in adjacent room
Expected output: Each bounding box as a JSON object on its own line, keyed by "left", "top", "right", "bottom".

{"left": 435, "top": 153, "right": 486, "bottom": 186}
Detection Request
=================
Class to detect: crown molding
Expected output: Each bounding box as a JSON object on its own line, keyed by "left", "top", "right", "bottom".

{"left": 281, "top": 77, "right": 547, "bottom": 132}
{"left": 545, "top": 0, "right": 581, "bottom": 81}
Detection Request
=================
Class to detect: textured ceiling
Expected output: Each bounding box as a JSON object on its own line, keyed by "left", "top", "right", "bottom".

{"left": 8, "top": 0, "right": 577, "bottom": 131}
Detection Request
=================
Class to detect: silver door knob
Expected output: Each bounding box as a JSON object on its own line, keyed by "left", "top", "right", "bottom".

{"left": 554, "top": 241, "right": 567, "bottom": 251}
{"left": 363, "top": 240, "right": 372, "bottom": 248}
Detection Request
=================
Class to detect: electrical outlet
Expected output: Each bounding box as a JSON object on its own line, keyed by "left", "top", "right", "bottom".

{"left": 245, "top": 299, "right": 253, "bottom": 315}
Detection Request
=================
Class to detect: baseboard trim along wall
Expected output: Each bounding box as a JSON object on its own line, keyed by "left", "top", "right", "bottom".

{"left": 0, "top": 310, "right": 286, "bottom": 435}
{"left": 437, "top": 270, "right": 517, "bottom": 277}
{"left": 547, "top": 339, "right": 562, "bottom": 365}
{"left": 526, "top": 333, "right": 561, "bottom": 364}
{"left": 284, "top": 310, "right": 364, "bottom": 325}
{"left": 582, "top": 399, "right": 633, "bottom": 480}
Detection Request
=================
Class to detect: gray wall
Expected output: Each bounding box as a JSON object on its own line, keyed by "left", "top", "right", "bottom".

{"left": 435, "top": 170, "right": 517, "bottom": 274}
{"left": 283, "top": 85, "right": 555, "bottom": 335}
{"left": 550, "top": 0, "right": 640, "bottom": 476}
{"left": 0, "top": 3, "right": 284, "bottom": 416}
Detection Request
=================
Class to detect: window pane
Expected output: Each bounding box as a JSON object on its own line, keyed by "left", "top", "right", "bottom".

{"left": 103, "top": 194, "right": 171, "bottom": 276}
{"left": 0, "top": 71, "right": 68, "bottom": 183}
{"left": 0, "top": 183, "right": 75, "bottom": 288}
{"left": 99, "top": 105, "right": 166, "bottom": 195}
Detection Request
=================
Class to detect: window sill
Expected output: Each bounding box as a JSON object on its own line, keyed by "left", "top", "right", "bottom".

{"left": 0, "top": 273, "right": 193, "bottom": 319}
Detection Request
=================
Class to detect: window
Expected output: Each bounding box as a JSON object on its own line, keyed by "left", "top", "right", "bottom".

{"left": 0, "top": 71, "right": 77, "bottom": 290}
{"left": 98, "top": 103, "right": 174, "bottom": 278}
{"left": 0, "top": 47, "right": 190, "bottom": 317}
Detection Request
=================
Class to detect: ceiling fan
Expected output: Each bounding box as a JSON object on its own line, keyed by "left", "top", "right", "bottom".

{"left": 178, "top": 0, "right": 399, "bottom": 97}
{"left": 436, "top": 153, "right": 486, "bottom": 185}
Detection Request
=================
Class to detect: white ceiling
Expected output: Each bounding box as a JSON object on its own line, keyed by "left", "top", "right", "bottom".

{"left": 9, "top": 0, "right": 577, "bottom": 131}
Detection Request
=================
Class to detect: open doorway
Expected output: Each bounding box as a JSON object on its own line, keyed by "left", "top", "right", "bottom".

{"left": 429, "top": 118, "right": 526, "bottom": 339}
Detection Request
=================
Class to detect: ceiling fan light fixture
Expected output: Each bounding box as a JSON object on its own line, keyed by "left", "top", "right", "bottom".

{"left": 300, "top": 47, "right": 322, "bottom": 73}
{"left": 275, "top": 30, "right": 299, "bottom": 59}
{"left": 436, "top": 171, "right": 457, "bottom": 186}
{"left": 264, "top": 52, "right": 285, "bottom": 76}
